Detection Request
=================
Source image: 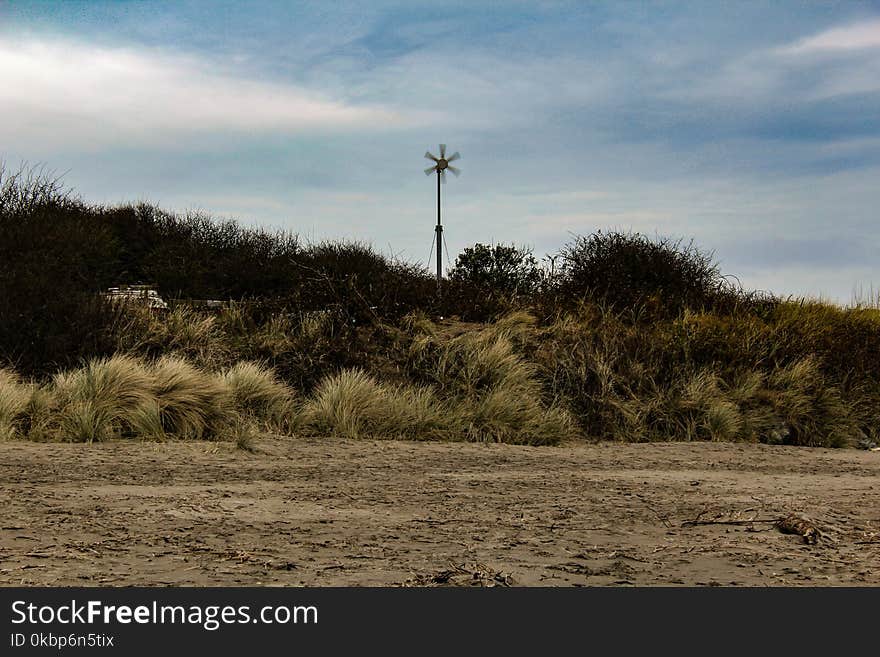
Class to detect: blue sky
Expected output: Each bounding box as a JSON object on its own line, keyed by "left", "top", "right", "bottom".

{"left": 2, "top": 1, "right": 879, "bottom": 301}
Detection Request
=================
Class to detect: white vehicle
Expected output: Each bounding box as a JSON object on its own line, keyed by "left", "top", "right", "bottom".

{"left": 101, "top": 285, "right": 169, "bottom": 310}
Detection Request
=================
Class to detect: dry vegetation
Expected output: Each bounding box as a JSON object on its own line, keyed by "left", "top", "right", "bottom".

{"left": 0, "top": 319, "right": 576, "bottom": 446}
{"left": 2, "top": 300, "right": 878, "bottom": 449}
{"left": 2, "top": 163, "right": 879, "bottom": 448}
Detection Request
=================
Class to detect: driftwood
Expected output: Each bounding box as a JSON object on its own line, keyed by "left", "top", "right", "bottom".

{"left": 776, "top": 515, "right": 821, "bottom": 544}
{"left": 402, "top": 561, "right": 514, "bottom": 587}
{"left": 681, "top": 511, "right": 824, "bottom": 545}
{"left": 681, "top": 506, "right": 781, "bottom": 527}
{"left": 682, "top": 517, "right": 781, "bottom": 527}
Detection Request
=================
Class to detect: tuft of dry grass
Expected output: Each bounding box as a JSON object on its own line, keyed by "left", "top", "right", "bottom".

{"left": 762, "top": 357, "right": 857, "bottom": 448}
{"left": 148, "top": 356, "right": 231, "bottom": 440}
{"left": 254, "top": 314, "right": 296, "bottom": 356}
{"left": 127, "top": 400, "right": 168, "bottom": 441}
{"left": 52, "top": 355, "right": 153, "bottom": 409}
{"left": 117, "top": 305, "right": 230, "bottom": 369}
{"left": 0, "top": 369, "right": 32, "bottom": 440}
{"left": 401, "top": 310, "right": 437, "bottom": 337}
{"left": 51, "top": 355, "right": 154, "bottom": 442}
{"left": 57, "top": 399, "right": 117, "bottom": 443}
{"left": 460, "top": 388, "right": 573, "bottom": 445}
{"left": 4, "top": 356, "right": 296, "bottom": 443}
{"left": 220, "top": 361, "right": 296, "bottom": 430}
{"left": 301, "top": 368, "right": 447, "bottom": 440}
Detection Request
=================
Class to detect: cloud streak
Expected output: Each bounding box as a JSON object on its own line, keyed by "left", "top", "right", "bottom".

{"left": 780, "top": 19, "right": 880, "bottom": 55}
{"left": 0, "top": 37, "right": 407, "bottom": 150}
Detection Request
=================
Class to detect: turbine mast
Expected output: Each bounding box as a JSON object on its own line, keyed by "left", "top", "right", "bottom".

{"left": 436, "top": 169, "right": 442, "bottom": 290}
{"left": 423, "top": 144, "right": 461, "bottom": 294}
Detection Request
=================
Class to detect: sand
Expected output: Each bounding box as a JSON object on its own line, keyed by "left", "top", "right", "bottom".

{"left": 1, "top": 437, "right": 877, "bottom": 586}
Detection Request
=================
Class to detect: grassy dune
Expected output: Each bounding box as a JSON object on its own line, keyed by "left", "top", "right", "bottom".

{"left": 2, "top": 165, "right": 878, "bottom": 448}
{"left": 2, "top": 301, "right": 878, "bottom": 447}
{"left": 0, "top": 332, "right": 574, "bottom": 445}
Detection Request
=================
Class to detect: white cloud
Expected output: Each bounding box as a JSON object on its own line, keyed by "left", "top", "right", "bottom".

{"left": 781, "top": 19, "right": 880, "bottom": 55}
{"left": 0, "top": 37, "right": 407, "bottom": 150}
{"left": 668, "top": 19, "right": 880, "bottom": 107}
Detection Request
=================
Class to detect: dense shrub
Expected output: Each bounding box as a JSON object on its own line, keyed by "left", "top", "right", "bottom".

{"left": 0, "top": 166, "right": 122, "bottom": 375}
{"left": 109, "top": 204, "right": 304, "bottom": 300}
{"left": 553, "top": 231, "right": 729, "bottom": 315}
{"left": 448, "top": 243, "right": 542, "bottom": 297}
{"left": 288, "top": 241, "right": 435, "bottom": 322}
{"left": 438, "top": 243, "right": 544, "bottom": 321}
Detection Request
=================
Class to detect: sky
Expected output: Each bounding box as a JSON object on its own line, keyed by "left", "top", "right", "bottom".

{"left": 1, "top": 0, "right": 879, "bottom": 303}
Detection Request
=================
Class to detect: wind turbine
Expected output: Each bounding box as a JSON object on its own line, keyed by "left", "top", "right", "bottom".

{"left": 424, "top": 144, "right": 461, "bottom": 290}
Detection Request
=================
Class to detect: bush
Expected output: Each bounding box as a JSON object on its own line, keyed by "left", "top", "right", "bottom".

{"left": 105, "top": 203, "right": 304, "bottom": 300}
{"left": 0, "top": 163, "right": 77, "bottom": 218}
{"left": 553, "top": 231, "right": 728, "bottom": 314}
{"left": 0, "top": 166, "right": 122, "bottom": 376}
{"left": 448, "top": 243, "right": 542, "bottom": 297}
{"left": 289, "top": 241, "right": 435, "bottom": 322}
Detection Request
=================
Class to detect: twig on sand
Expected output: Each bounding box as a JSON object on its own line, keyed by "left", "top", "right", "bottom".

{"left": 635, "top": 495, "right": 672, "bottom": 528}
{"left": 682, "top": 517, "right": 782, "bottom": 527}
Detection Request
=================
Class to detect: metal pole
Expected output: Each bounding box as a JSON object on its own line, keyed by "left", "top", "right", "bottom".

{"left": 436, "top": 171, "right": 442, "bottom": 292}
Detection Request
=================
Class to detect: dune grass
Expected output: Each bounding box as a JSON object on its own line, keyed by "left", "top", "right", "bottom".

{"left": 1, "top": 355, "right": 239, "bottom": 443}
{"left": 405, "top": 314, "right": 575, "bottom": 445}
{"left": 299, "top": 364, "right": 571, "bottom": 445}
{"left": 2, "top": 299, "right": 876, "bottom": 448}
{"left": 300, "top": 368, "right": 448, "bottom": 440}
{"left": 0, "top": 369, "right": 32, "bottom": 440}
{"left": 221, "top": 361, "right": 297, "bottom": 431}
{"left": 3, "top": 167, "right": 874, "bottom": 449}
{"left": 147, "top": 356, "right": 232, "bottom": 440}
{"left": 533, "top": 302, "right": 869, "bottom": 447}
{"left": 51, "top": 355, "right": 154, "bottom": 442}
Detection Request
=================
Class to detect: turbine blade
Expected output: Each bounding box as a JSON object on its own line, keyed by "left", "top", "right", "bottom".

{"left": 440, "top": 170, "right": 447, "bottom": 184}
{"left": 424, "top": 166, "right": 436, "bottom": 176}
{"left": 447, "top": 152, "right": 461, "bottom": 163}
{"left": 425, "top": 151, "right": 438, "bottom": 162}
{"left": 447, "top": 165, "right": 461, "bottom": 177}
{"left": 439, "top": 144, "right": 447, "bottom": 158}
